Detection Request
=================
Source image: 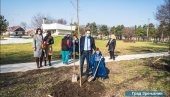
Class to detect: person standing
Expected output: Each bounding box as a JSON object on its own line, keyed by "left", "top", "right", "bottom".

{"left": 80, "top": 29, "right": 96, "bottom": 79}
{"left": 61, "top": 34, "right": 70, "bottom": 65}
{"left": 43, "top": 31, "right": 54, "bottom": 66}
{"left": 32, "top": 28, "right": 43, "bottom": 68}
{"left": 42, "top": 31, "right": 47, "bottom": 39}
{"left": 42, "top": 31, "right": 47, "bottom": 66}
{"left": 73, "top": 35, "right": 79, "bottom": 55}
{"left": 69, "top": 34, "right": 73, "bottom": 59}
{"left": 106, "top": 34, "right": 116, "bottom": 60}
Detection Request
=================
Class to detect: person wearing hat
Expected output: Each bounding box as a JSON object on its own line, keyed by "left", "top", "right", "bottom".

{"left": 80, "top": 29, "right": 96, "bottom": 79}
{"left": 106, "top": 34, "right": 116, "bottom": 60}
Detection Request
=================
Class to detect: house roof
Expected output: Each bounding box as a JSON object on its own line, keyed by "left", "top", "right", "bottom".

{"left": 7, "top": 26, "right": 25, "bottom": 32}
{"left": 42, "top": 23, "right": 76, "bottom": 31}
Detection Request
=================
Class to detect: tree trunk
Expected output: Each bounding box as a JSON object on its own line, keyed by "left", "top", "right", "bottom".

{"left": 161, "top": 31, "right": 164, "bottom": 42}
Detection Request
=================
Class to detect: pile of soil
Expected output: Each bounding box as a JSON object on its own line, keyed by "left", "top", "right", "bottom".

{"left": 51, "top": 80, "right": 105, "bottom": 97}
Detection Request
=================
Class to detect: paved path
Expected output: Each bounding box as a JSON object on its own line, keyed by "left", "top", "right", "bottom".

{"left": 0, "top": 38, "right": 32, "bottom": 44}
{"left": 0, "top": 52, "right": 169, "bottom": 73}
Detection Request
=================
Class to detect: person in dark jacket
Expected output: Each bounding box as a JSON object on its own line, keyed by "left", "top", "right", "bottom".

{"left": 61, "top": 35, "right": 70, "bottom": 65}
{"left": 106, "top": 34, "right": 116, "bottom": 60}
{"left": 89, "top": 48, "right": 108, "bottom": 80}
{"left": 73, "top": 35, "right": 79, "bottom": 55}
{"left": 42, "top": 31, "right": 54, "bottom": 66}
{"left": 32, "top": 28, "right": 43, "bottom": 68}
{"left": 69, "top": 34, "right": 73, "bottom": 59}
{"left": 75, "top": 36, "right": 79, "bottom": 54}
{"left": 80, "top": 29, "right": 96, "bottom": 79}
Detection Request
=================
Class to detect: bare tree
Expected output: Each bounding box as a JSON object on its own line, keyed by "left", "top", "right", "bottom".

{"left": 31, "top": 13, "right": 68, "bottom": 28}
{"left": 156, "top": 0, "right": 170, "bottom": 41}
{"left": 123, "top": 27, "right": 135, "bottom": 40}
{"left": 56, "top": 18, "right": 67, "bottom": 25}
{"left": 31, "top": 14, "right": 45, "bottom": 28}
{"left": 20, "top": 22, "right": 27, "bottom": 30}
{"left": 31, "top": 13, "right": 55, "bottom": 28}
{"left": 156, "top": 0, "right": 170, "bottom": 24}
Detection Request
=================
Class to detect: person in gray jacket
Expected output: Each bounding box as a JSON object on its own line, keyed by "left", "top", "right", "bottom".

{"left": 32, "top": 28, "right": 43, "bottom": 68}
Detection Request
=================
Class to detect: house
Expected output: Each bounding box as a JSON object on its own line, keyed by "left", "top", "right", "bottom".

{"left": 25, "top": 29, "right": 35, "bottom": 37}
{"left": 42, "top": 23, "right": 76, "bottom": 36}
{"left": 5, "top": 26, "right": 25, "bottom": 36}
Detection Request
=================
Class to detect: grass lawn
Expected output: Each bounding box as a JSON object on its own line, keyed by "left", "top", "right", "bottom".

{"left": 103, "top": 56, "right": 170, "bottom": 96}
{"left": 0, "top": 37, "right": 169, "bottom": 64}
{"left": 0, "top": 36, "right": 63, "bottom": 64}
{"left": 0, "top": 56, "right": 169, "bottom": 97}
{"left": 96, "top": 40, "right": 169, "bottom": 56}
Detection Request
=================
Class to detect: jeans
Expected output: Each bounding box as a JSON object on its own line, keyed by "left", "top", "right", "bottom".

{"left": 80, "top": 50, "right": 91, "bottom": 77}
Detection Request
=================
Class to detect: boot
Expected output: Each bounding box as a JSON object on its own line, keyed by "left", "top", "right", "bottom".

{"left": 35, "top": 58, "right": 40, "bottom": 68}
{"left": 44, "top": 60, "right": 47, "bottom": 66}
{"left": 109, "top": 52, "right": 112, "bottom": 59}
{"left": 40, "top": 57, "right": 43, "bottom": 67}
{"left": 48, "top": 55, "right": 52, "bottom": 66}
{"left": 112, "top": 51, "right": 115, "bottom": 60}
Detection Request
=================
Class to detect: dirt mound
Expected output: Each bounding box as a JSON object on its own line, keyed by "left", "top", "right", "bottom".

{"left": 51, "top": 80, "right": 105, "bottom": 97}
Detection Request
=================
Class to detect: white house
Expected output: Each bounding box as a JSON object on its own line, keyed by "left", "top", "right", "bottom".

{"left": 42, "top": 23, "right": 76, "bottom": 36}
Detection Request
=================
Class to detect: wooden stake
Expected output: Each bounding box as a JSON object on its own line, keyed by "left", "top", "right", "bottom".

{"left": 77, "top": 0, "right": 81, "bottom": 87}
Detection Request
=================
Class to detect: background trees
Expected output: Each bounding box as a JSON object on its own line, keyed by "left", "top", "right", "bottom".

{"left": 56, "top": 18, "right": 67, "bottom": 25}
{"left": 114, "top": 25, "right": 124, "bottom": 40}
{"left": 86, "top": 22, "right": 97, "bottom": 36}
{"left": 20, "top": 22, "right": 27, "bottom": 30}
{"left": 123, "top": 27, "right": 135, "bottom": 40}
{"left": 156, "top": 0, "right": 170, "bottom": 41}
{"left": 0, "top": 15, "right": 9, "bottom": 35}
{"left": 110, "top": 26, "right": 116, "bottom": 35}
{"left": 99, "top": 25, "right": 109, "bottom": 36}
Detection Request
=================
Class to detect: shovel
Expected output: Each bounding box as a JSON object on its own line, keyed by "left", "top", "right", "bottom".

{"left": 72, "top": 73, "right": 79, "bottom": 82}
{"left": 88, "top": 56, "right": 103, "bottom": 82}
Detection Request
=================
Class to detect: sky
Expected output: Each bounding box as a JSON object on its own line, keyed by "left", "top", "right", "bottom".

{"left": 1, "top": 0, "right": 164, "bottom": 28}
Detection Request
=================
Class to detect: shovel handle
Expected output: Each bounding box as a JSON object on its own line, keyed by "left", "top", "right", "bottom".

{"left": 93, "top": 56, "right": 103, "bottom": 78}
